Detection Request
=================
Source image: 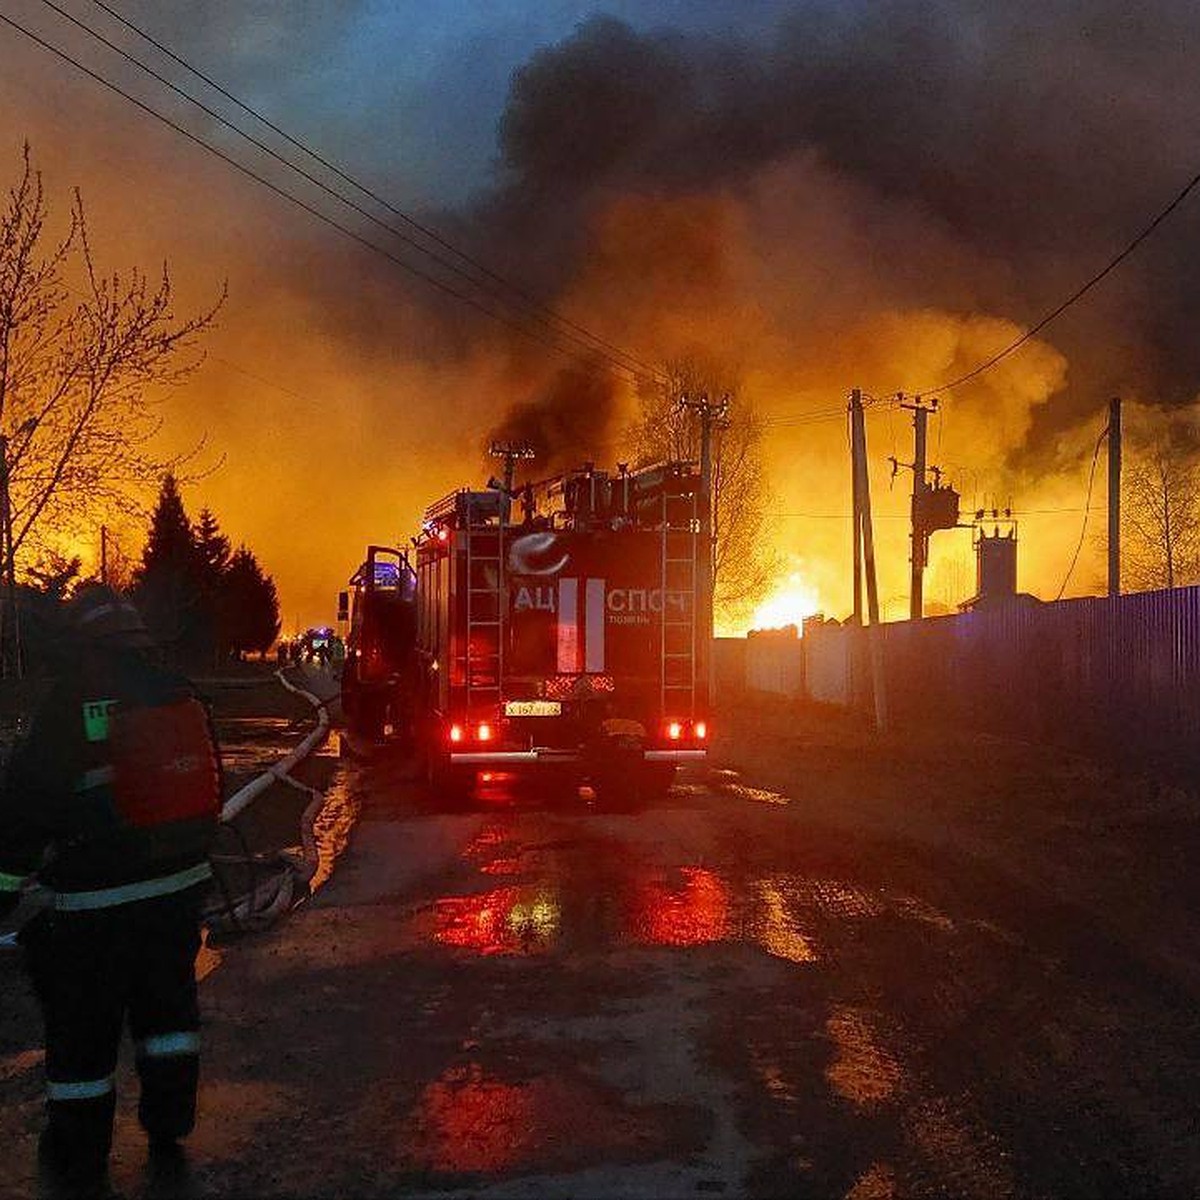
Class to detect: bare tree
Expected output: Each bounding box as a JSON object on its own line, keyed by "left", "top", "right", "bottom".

{"left": 629, "top": 357, "right": 781, "bottom": 626}
{"left": 0, "top": 143, "right": 221, "bottom": 574}
{"left": 1122, "top": 423, "right": 1200, "bottom": 591}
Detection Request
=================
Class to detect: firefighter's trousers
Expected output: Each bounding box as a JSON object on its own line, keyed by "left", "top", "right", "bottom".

{"left": 21, "top": 887, "right": 203, "bottom": 1177}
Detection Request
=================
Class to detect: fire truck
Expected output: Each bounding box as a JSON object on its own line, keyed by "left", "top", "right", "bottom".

{"left": 411, "top": 460, "right": 709, "bottom": 803}
{"left": 339, "top": 546, "right": 418, "bottom": 741}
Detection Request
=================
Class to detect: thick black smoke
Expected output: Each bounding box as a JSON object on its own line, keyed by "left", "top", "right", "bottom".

{"left": 485, "top": 362, "right": 621, "bottom": 479}
{"left": 472, "top": 5, "right": 1200, "bottom": 416}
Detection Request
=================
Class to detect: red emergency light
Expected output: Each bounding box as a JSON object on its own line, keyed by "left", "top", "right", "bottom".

{"left": 448, "top": 723, "right": 464, "bottom": 743}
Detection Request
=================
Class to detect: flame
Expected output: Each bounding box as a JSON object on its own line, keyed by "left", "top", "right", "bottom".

{"left": 751, "top": 573, "right": 821, "bottom": 632}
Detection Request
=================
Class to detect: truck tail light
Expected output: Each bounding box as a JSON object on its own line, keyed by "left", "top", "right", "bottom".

{"left": 476, "top": 722, "right": 493, "bottom": 742}
{"left": 694, "top": 720, "right": 708, "bottom": 740}
{"left": 448, "top": 723, "right": 464, "bottom": 744}
{"left": 666, "top": 721, "right": 683, "bottom": 741}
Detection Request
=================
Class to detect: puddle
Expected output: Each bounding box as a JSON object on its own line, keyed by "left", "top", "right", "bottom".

{"left": 709, "top": 768, "right": 791, "bottom": 806}
{"left": 308, "top": 768, "right": 360, "bottom": 893}
{"left": 749, "top": 878, "right": 818, "bottom": 964}
{"left": 824, "top": 1005, "right": 903, "bottom": 1109}
{"left": 400, "top": 1063, "right": 690, "bottom": 1174}
{"left": 428, "top": 827, "right": 953, "bottom": 968}
{"left": 216, "top": 716, "right": 306, "bottom": 774}
{"left": 628, "top": 866, "right": 731, "bottom": 946}
{"left": 434, "top": 886, "right": 562, "bottom": 955}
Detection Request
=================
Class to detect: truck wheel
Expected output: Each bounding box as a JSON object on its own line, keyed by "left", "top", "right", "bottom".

{"left": 639, "top": 763, "right": 676, "bottom": 800}
{"left": 349, "top": 692, "right": 385, "bottom": 741}
{"left": 424, "top": 743, "right": 474, "bottom": 807}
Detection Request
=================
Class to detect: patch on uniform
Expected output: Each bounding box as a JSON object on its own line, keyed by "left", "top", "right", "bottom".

{"left": 82, "top": 699, "right": 118, "bottom": 743}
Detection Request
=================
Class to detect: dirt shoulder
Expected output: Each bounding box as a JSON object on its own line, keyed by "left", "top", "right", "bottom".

{"left": 713, "top": 692, "right": 1200, "bottom": 999}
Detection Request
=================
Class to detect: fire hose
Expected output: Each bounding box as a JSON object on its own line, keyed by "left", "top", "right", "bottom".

{"left": 0, "top": 668, "right": 334, "bottom": 950}
{"left": 203, "top": 668, "right": 332, "bottom": 934}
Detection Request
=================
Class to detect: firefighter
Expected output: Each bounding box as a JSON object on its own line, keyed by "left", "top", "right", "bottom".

{"left": 0, "top": 584, "right": 221, "bottom": 1196}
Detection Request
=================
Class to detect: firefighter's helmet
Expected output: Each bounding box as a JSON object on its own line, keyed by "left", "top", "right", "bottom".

{"left": 68, "top": 584, "right": 153, "bottom": 647}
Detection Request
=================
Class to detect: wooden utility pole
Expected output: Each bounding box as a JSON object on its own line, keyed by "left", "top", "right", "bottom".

{"left": 851, "top": 391, "right": 863, "bottom": 626}
{"left": 1108, "top": 396, "right": 1122, "bottom": 596}
{"left": 680, "top": 393, "right": 729, "bottom": 702}
{"left": 489, "top": 441, "right": 536, "bottom": 525}
{"left": 100, "top": 525, "right": 109, "bottom": 586}
{"left": 908, "top": 400, "right": 930, "bottom": 620}
{"left": 850, "top": 391, "right": 887, "bottom": 731}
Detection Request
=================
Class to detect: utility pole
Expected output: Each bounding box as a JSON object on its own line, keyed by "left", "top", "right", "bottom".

{"left": 1108, "top": 396, "right": 1122, "bottom": 597}
{"left": 679, "top": 392, "right": 729, "bottom": 703}
{"left": 888, "top": 395, "right": 958, "bottom": 621}
{"left": 851, "top": 391, "right": 863, "bottom": 626}
{"left": 100, "top": 525, "right": 109, "bottom": 586}
{"left": 489, "top": 441, "right": 536, "bottom": 525}
{"left": 849, "top": 390, "right": 887, "bottom": 730}
{"left": 907, "top": 398, "right": 931, "bottom": 621}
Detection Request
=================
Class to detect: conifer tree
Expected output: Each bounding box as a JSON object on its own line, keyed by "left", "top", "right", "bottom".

{"left": 193, "top": 508, "right": 232, "bottom": 663}
{"left": 193, "top": 508, "right": 231, "bottom": 583}
{"left": 133, "top": 474, "right": 203, "bottom": 658}
{"left": 222, "top": 547, "right": 281, "bottom": 659}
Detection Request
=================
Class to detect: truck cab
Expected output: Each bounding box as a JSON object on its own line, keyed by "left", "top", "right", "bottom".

{"left": 340, "top": 546, "right": 418, "bottom": 742}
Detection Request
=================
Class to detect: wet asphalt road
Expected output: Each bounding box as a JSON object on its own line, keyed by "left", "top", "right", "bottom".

{"left": 5, "top": 694, "right": 1200, "bottom": 1198}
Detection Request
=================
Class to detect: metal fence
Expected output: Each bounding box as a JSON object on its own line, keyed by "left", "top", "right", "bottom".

{"left": 803, "top": 586, "right": 1200, "bottom": 779}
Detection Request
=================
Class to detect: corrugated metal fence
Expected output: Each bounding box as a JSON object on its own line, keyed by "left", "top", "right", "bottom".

{"left": 800, "top": 586, "right": 1200, "bottom": 778}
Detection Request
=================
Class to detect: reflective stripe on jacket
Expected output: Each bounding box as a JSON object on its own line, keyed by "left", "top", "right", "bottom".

{"left": 53, "top": 862, "right": 213, "bottom": 912}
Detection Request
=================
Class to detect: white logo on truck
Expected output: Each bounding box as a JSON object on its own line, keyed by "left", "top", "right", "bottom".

{"left": 513, "top": 585, "right": 556, "bottom": 612}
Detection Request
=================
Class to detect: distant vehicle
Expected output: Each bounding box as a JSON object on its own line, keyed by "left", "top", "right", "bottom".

{"left": 339, "top": 547, "right": 418, "bottom": 740}
{"left": 409, "top": 460, "right": 709, "bottom": 804}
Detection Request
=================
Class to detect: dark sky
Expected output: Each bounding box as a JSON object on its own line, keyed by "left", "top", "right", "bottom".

{"left": 3, "top": 0, "right": 1198, "bottom": 623}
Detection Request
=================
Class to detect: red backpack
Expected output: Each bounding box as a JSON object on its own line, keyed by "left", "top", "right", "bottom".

{"left": 108, "top": 696, "right": 221, "bottom": 828}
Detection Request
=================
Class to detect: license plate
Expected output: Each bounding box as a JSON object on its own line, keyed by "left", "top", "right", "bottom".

{"left": 504, "top": 700, "right": 562, "bottom": 717}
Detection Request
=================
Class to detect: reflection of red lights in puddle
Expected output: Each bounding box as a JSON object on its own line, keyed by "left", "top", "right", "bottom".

{"left": 402, "top": 1065, "right": 674, "bottom": 1173}
{"left": 480, "top": 857, "right": 521, "bottom": 876}
{"left": 634, "top": 867, "right": 730, "bottom": 946}
{"left": 434, "top": 887, "right": 559, "bottom": 955}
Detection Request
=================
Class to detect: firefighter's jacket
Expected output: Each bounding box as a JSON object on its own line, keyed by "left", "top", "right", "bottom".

{"left": 0, "top": 650, "right": 220, "bottom": 913}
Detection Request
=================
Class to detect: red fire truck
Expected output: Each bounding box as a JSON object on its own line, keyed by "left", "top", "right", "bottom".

{"left": 412, "top": 461, "right": 709, "bottom": 803}
{"left": 340, "top": 545, "right": 418, "bottom": 741}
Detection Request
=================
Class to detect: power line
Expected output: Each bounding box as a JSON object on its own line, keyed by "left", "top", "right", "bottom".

{"left": 763, "top": 393, "right": 902, "bottom": 431}
{"left": 0, "top": 7, "right": 654, "bottom": 382}
{"left": 762, "top": 407, "right": 848, "bottom": 428}
{"left": 86, "top": 0, "right": 662, "bottom": 382}
{"left": 1054, "top": 425, "right": 1108, "bottom": 600}
{"left": 35, "top": 0, "right": 660, "bottom": 383}
{"left": 922, "top": 169, "right": 1200, "bottom": 395}
{"left": 773, "top": 505, "right": 1105, "bottom": 520}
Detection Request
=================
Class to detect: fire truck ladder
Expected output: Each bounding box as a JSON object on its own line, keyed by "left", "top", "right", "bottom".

{"left": 660, "top": 489, "right": 699, "bottom": 717}
{"left": 463, "top": 497, "right": 504, "bottom": 715}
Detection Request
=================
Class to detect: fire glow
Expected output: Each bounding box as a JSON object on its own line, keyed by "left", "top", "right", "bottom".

{"left": 750, "top": 574, "right": 821, "bottom": 634}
